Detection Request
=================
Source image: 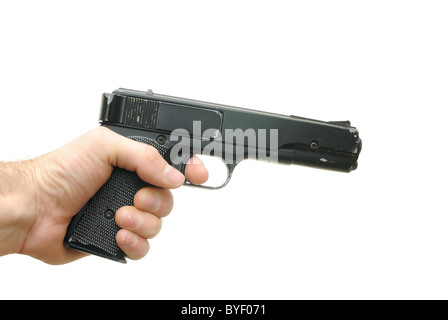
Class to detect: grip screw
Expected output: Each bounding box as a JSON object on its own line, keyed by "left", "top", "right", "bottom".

{"left": 157, "top": 135, "right": 167, "bottom": 145}
{"left": 104, "top": 209, "right": 115, "bottom": 220}
{"left": 310, "top": 141, "right": 319, "bottom": 150}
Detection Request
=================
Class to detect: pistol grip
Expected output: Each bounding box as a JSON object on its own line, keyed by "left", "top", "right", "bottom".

{"left": 64, "top": 135, "right": 175, "bottom": 263}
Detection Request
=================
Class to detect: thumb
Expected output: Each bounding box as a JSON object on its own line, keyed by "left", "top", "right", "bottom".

{"left": 92, "top": 127, "right": 185, "bottom": 189}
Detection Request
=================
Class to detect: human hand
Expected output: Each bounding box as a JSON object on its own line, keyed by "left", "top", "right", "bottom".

{"left": 0, "top": 127, "right": 208, "bottom": 264}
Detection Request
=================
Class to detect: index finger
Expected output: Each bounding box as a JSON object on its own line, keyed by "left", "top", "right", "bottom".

{"left": 185, "top": 156, "right": 209, "bottom": 185}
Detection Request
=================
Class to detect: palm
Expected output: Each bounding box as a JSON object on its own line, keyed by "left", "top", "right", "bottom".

{"left": 21, "top": 132, "right": 114, "bottom": 264}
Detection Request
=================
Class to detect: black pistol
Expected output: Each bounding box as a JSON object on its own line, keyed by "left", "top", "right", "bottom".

{"left": 64, "top": 88, "right": 362, "bottom": 263}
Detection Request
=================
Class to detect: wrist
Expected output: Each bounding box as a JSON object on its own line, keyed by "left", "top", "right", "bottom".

{"left": 0, "top": 159, "right": 41, "bottom": 256}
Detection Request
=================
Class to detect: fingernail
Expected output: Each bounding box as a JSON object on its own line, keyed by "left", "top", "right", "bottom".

{"left": 141, "top": 192, "right": 161, "bottom": 213}
{"left": 120, "top": 230, "right": 137, "bottom": 248}
{"left": 164, "top": 165, "right": 185, "bottom": 186}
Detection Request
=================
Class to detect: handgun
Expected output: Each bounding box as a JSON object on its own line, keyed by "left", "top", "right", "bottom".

{"left": 64, "top": 88, "right": 362, "bottom": 263}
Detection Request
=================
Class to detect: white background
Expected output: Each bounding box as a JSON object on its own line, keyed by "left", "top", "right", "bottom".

{"left": 0, "top": 0, "right": 447, "bottom": 300}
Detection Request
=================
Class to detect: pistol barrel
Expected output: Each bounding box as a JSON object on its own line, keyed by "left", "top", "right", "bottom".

{"left": 101, "top": 88, "right": 361, "bottom": 172}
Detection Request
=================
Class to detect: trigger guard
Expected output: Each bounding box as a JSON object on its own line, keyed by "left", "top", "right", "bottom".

{"left": 184, "top": 162, "right": 236, "bottom": 190}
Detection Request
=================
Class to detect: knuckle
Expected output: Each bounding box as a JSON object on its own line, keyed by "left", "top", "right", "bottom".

{"left": 144, "top": 144, "right": 160, "bottom": 162}
{"left": 163, "top": 190, "right": 174, "bottom": 212}
{"left": 146, "top": 218, "right": 162, "bottom": 239}
{"left": 158, "top": 189, "right": 174, "bottom": 217}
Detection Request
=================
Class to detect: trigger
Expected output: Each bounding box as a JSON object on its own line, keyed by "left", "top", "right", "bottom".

{"left": 184, "top": 159, "right": 236, "bottom": 190}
